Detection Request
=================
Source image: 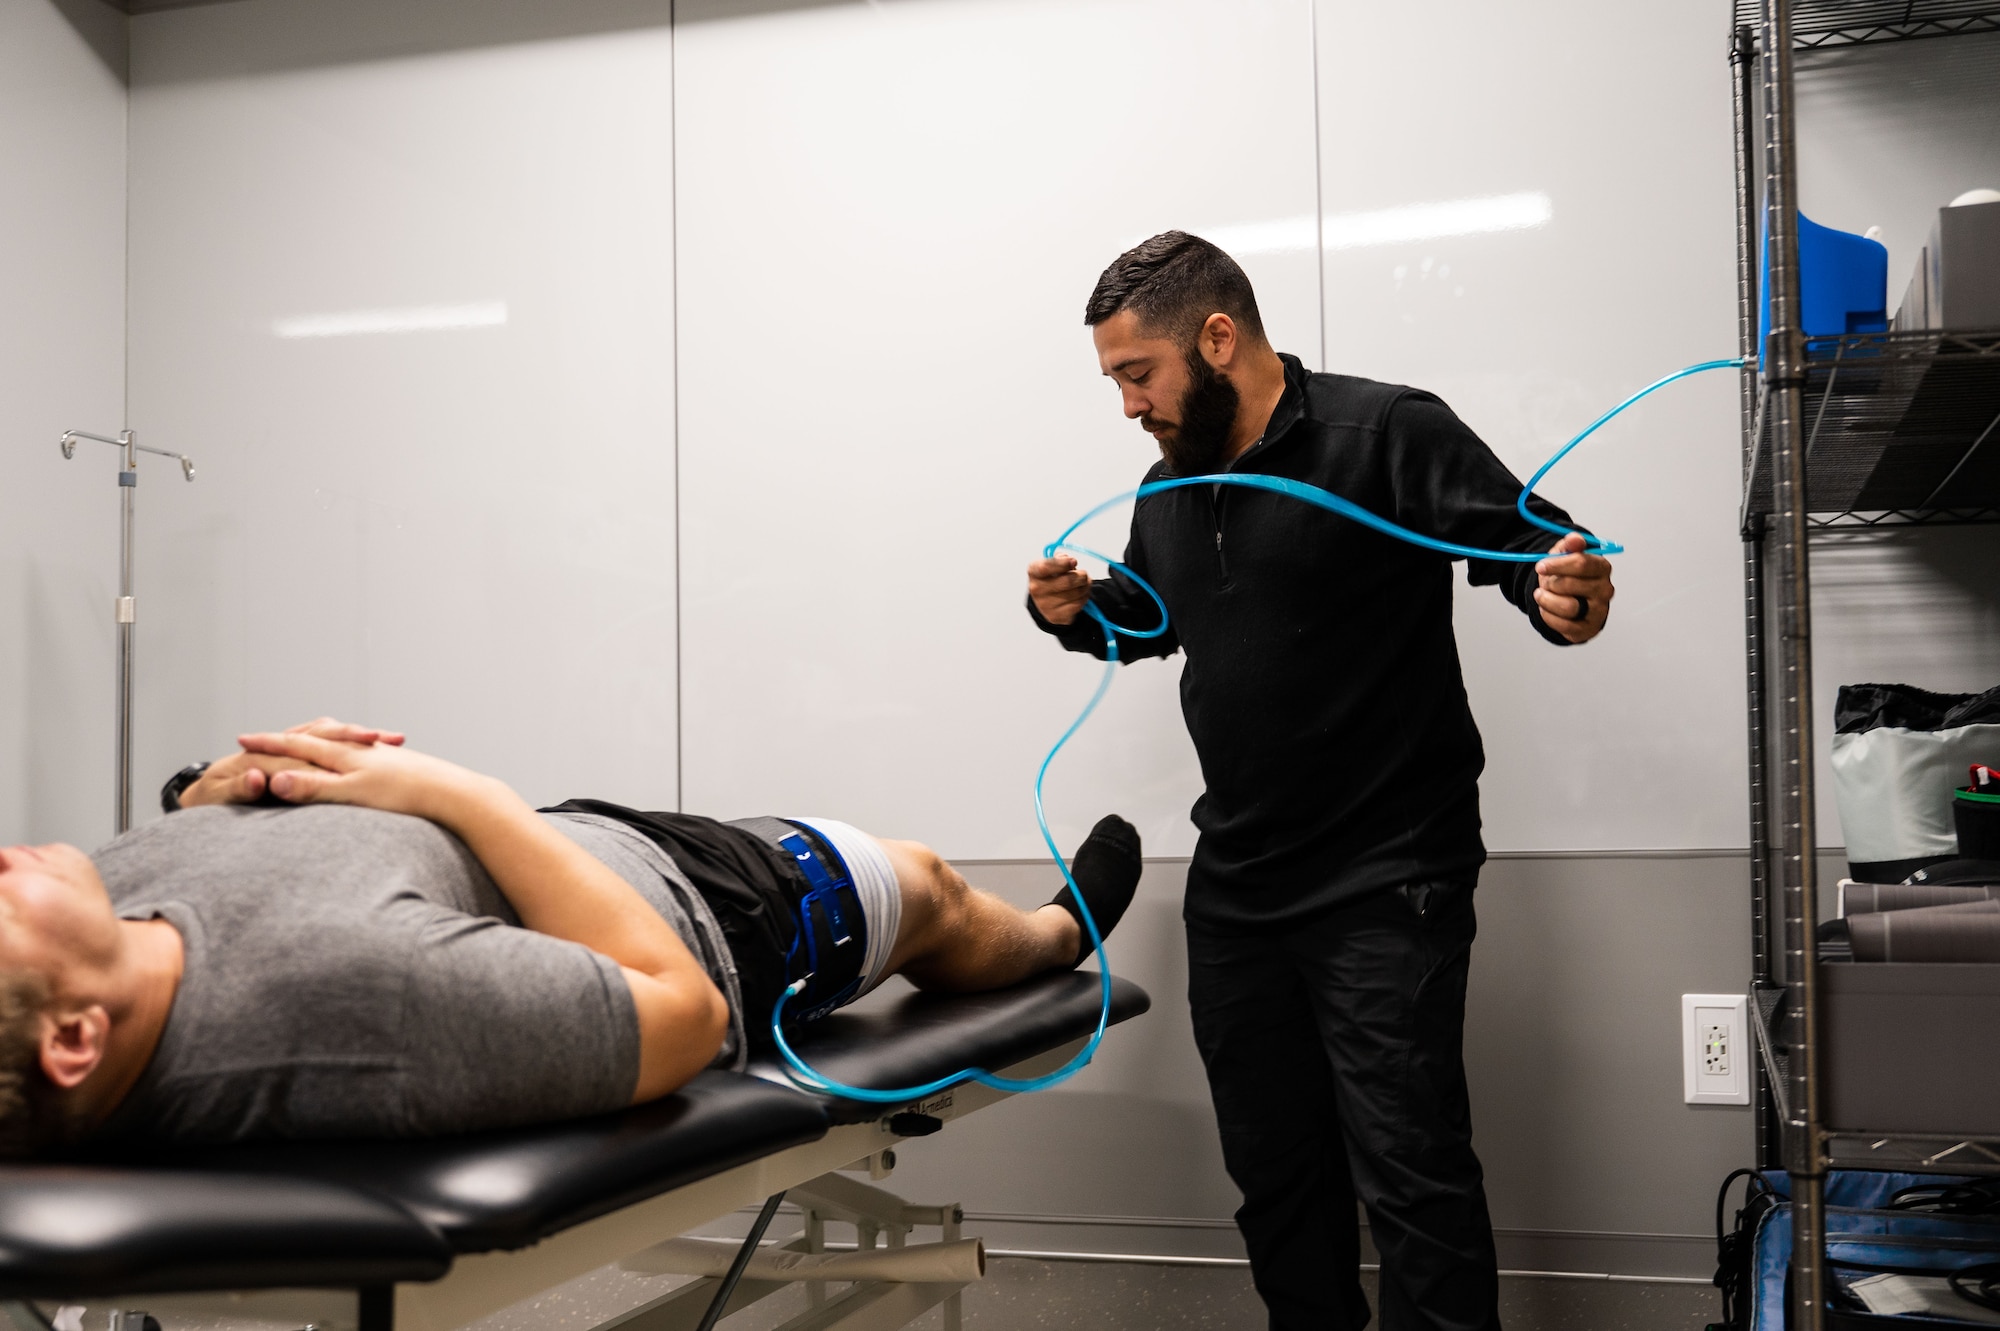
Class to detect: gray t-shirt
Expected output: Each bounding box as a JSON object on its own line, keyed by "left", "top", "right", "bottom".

{"left": 92, "top": 804, "right": 745, "bottom": 1146}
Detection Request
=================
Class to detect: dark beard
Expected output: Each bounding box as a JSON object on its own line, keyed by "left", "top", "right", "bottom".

{"left": 1155, "top": 351, "right": 1241, "bottom": 476}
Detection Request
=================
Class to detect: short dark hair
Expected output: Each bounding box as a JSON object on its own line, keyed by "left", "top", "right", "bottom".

{"left": 0, "top": 968, "right": 79, "bottom": 1158}
{"left": 1083, "top": 231, "right": 1267, "bottom": 347}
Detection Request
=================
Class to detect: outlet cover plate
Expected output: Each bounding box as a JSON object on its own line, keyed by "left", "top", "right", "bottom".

{"left": 1683, "top": 993, "right": 1750, "bottom": 1106}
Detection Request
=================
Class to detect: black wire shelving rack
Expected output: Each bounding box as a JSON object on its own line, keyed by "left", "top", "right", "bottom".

{"left": 1732, "top": 4, "right": 2000, "bottom": 1327}
{"left": 1741, "top": 328, "right": 2000, "bottom": 525}
{"left": 1735, "top": 0, "right": 2000, "bottom": 48}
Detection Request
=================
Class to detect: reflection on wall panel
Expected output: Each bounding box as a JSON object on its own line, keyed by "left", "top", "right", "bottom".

{"left": 1314, "top": 0, "right": 1745, "bottom": 850}
{"left": 126, "top": 0, "right": 679, "bottom": 815}
{"left": 675, "top": 0, "right": 1320, "bottom": 859}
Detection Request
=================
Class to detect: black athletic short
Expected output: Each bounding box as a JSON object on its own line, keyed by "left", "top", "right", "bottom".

{"left": 540, "top": 799, "right": 856, "bottom": 1043}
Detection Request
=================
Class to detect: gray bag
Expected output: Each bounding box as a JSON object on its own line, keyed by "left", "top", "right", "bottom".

{"left": 1830, "top": 682, "right": 2000, "bottom": 881}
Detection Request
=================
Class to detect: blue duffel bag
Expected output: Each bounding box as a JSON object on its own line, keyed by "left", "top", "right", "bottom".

{"left": 1714, "top": 1171, "right": 2000, "bottom": 1329}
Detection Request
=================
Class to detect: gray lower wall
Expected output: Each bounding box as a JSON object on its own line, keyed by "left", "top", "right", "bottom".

{"left": 866, "top": 849, "right": 1828, "bottom": 1279}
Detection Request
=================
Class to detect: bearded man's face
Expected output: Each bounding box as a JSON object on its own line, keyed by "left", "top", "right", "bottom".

{"left": 1091, "top": 309, "right": 1245, "bottom": 476}
{"left": 1143, "top": 348, "right": 1241, "bottom": 477}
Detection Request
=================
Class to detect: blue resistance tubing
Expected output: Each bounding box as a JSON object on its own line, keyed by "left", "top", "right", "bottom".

{"left": 769, "top": 355, "right": 1744, "bottom": 1105}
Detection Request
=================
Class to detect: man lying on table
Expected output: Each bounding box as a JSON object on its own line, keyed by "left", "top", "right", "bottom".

{"left": 0, "top": 719, "right": 1142, "bottom": 1154}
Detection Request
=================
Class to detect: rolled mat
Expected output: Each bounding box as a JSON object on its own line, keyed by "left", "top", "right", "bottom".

{"left": 1849, "top": 899, "right": 2000, "bottom": 963}
{"left": 1841, "top": 881, "right": 2000, "bottom": 916}
{"left": 623, "top": 1236, "right": 986, "bottom": 1284}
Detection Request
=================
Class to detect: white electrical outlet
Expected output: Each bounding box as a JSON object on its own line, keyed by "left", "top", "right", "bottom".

{"left": 1683, "top": 993, "right": 1749, "bottom": 1105}
{"left": 1703, "top": 1023, "right": 1730, "bottom": 1076}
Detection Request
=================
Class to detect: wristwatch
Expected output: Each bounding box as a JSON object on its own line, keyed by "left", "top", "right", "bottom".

{"left": 160, "top": 762, "right": 211, "bottom": 814}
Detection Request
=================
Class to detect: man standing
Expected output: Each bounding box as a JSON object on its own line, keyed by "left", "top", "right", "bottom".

{"left": 1025, "top": 232, "right": 1613, "bottom": 1331}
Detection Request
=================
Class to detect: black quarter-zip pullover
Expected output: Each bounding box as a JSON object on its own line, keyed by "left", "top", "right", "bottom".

{"left": 1032, "top": 354, "right": 1579, "bottom": 928}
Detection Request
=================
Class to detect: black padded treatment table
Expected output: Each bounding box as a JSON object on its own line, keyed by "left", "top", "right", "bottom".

{"left": 0, "top": 972, "right": 1149, "bottom": 1331}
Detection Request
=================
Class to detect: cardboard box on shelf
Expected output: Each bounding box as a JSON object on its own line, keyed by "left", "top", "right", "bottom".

{"left": 1893, "top": 197, "right": 2000, "bottom": 331}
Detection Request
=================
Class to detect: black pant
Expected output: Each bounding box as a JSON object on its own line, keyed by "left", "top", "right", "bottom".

{"left": 541, "top": 800, "right": 805, "bottom": 1036}
{"left": 1187, "top": 878, "right": 1499, "bottom": 1331}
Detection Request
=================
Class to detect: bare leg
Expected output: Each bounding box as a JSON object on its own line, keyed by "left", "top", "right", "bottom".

{"left": 875, "top": 839, "right": 1081, "bottom": 993}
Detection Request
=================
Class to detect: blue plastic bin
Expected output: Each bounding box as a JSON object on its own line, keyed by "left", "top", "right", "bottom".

{"left": 1760, "top": 211, "right": 1890, "bottom": 349}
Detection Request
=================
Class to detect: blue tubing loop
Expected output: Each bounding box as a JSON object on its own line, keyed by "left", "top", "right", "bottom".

{"left": 769, "top": 632, "right": 1119, "bottom": 1102}
{"left": 1513, "top": 358, "right": 1746, "bottom": 542}
{"left": 770, "top": 356, "right": 1742, "bottom": 1106}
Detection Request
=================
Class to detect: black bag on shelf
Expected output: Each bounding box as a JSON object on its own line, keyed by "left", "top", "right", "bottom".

{"left": 1838, "top": 686, "right": 2000, "bottom": 735}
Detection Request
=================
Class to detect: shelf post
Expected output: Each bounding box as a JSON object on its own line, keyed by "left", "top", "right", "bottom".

{"left": 1730, "top": 18, "right": 1780, "bottom": 1169}
{"left": 1731, "top": 22, "right": 1761, "bottom": 451}
{"left": 1758, "top": 0, "right": 1827, "bottom": 1325}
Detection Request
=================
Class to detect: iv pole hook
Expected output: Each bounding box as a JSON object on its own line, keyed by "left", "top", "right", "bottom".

{"left": 61, "top": 429, "right": 196, "bottom": 481}
{"left": 59, "top": 429, "right": 197, "bottom": 835}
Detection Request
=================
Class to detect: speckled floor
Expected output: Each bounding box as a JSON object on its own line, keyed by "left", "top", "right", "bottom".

{"left": 57, "top": 1257, "right": 1722, "bottom": 1331}
{"left": 1481, "top": 1274, "right": 1719, "bottom": 1331}
{"left": 949, "top": 1262, "right": 1721, "bottom": 1331}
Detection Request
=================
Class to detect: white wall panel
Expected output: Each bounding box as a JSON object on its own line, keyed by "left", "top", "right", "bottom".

{"left": 676, "top": 0, "right": 1320, "bottom": 858}
{"left": 1314, "top": 0, "right": 1745, "bottom": 850}
{"left": 0, "top": 0, "right": 128, "bottom": 849}
{"left": 127, "top": 0, "right": 678, "bottom": 815}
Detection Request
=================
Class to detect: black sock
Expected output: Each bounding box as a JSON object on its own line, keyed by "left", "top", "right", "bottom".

{"left": 1048, "top": 814, "right": 1143, "bottom": 968}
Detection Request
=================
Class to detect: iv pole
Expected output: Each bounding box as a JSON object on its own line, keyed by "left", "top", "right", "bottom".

{"left": 59, "top": 429, "right": 196, "bottom": 835}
